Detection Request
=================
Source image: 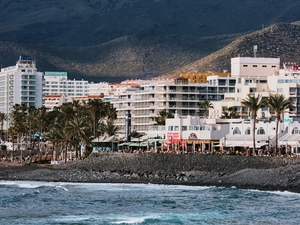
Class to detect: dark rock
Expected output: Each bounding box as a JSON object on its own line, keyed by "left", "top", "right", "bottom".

{"left": 1, "top": 154, "right": 300, "bottom": 193}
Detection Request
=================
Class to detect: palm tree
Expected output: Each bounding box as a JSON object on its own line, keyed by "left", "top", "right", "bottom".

{"left": 0, "top": 112, "right": 7, "bottom": 140}
{"left": 154, "top": 110, "right": 173, "bottom": 125}
{"left": 105, "top": 103, "right": 117, "bottom": 123}
{"left": 87, "top": 99, "right": 105, "bottom": 137}
{"left": 46, "top": 125, "right": 65, "bottom": 161}
{"left": 64, "top": 116, "right": 92, "bottom": 159}
{"left": 241, "top": 94, "right": 267, "bottom": 155}
{"left": 268, "top": 93, "right": 293, "bottom": 156}
{"left": 222, "top": 106, "right": 241, "bottom": 119}
{"left": 199, "top": 100, "right": 214, "bottom": 118}
{"left": 104, "top": 121, "right": 120, "bottom": 137}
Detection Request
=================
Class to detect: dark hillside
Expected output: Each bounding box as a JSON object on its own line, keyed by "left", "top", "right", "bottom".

{"left": 161, "top": 23, "right": 300, "bottom": 77}
{"left": 0, "top": 0, "right": 299, "bottom": 47}
{"left": 0, "top": 34, "right": 237, "bottom": 82}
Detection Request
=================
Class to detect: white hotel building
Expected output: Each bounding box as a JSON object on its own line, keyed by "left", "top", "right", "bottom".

{"left": 0, "top": 55, "right": 43, "bottom": 128}
{"left": 43, "top": 71, "right": 90, "bottom": 111}
{"left": 111, "top": 76, "right": 237, "bottom": 134}
{"left": 111, "top": 56, "right": 300, "bottom": 138}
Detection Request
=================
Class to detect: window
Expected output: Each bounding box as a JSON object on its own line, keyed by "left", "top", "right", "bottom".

{"left": 292, "top": 128, "right": 299, "bottom": 134}
{"left": 243, "top": 65, "right": 248, "bottom": 67}
{"left": 233, "top": 127, "right": 241, "bottom": 135}
{"left": 262, "top": 65, "right": 267, "bottom": 67}
{"left": 257, "top": 127, "right": 265, "bottom": 135}
{"left": 182, "top": 126, "right": 187, "bottom": 131}
{"left": 175, "top": 126, "right": 179, "bottom": 131}
{"left": 168, "top": 126, "right": 173, "bottom": 131}
{"left": 245, "top": 128, "right": 251, "bottom": 135}
{"left": 253, "top": 65, "right": 257, "bottom": 67}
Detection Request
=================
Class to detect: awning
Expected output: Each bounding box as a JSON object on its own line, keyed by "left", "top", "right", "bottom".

{"left": 118, "top": 142, "right": 130, "bottom": 146}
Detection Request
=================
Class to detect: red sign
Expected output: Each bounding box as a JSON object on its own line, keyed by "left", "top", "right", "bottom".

{"left": 167, "top": 132, "right": 179, "bottom": 140}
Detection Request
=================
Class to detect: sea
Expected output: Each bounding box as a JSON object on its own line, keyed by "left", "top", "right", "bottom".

{"left": 0, "top": 181, "right": 299, "bottom": 225}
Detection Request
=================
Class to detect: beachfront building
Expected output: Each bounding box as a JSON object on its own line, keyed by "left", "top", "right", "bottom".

{"left": 43, "top": 71, "right": 90, "bottom": 111}
{"left": 163, "top": 111, "right": 300, "bottom": 154}
{"left": 279, "top": 120, "right": 300, "bottom": 154}
{"left": 0, "top": 55, "right": 43, "bottom": 129}
{"left": 43, "top": 71, "right": 89, "bottom": 97}
{"left": 164, "top": 111, "right": 230, "bottom": 153}
{"left": 110, "top": 76, "right": 237, "bottom": 134}
{"left": 43, "top": 94, "right": 74, "bottom": 112}
{"left": 89, "top": 82, "right": 109, "bottom": 96}
{"left": 213, "top": 57, "right": 299, "bottom": 121}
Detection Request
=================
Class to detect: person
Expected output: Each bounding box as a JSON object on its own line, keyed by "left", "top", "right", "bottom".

{"left": 247, "top": 147, "right": 251, "bottom": 156}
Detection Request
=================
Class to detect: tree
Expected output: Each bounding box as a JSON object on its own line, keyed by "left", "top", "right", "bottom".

{"left": 268, "top": 93, "right": 293, "bottom": 156}
{"left": 241, "top": 94, "right": 267, "bottom": 155}
{"left": 0, "top": 112, "right": 7, "bottom": 140}
{"left": 154, "top": 110, "right": 173, "bottom": 125}
{"left": 104, "top": 121, "right": 120, "bottom": 137}
{"left": 46, "top": 124, "right": 65, "bottom": 161}
{"left": 87, "top": 99, "right": 105, "bottom": 137}
{"left": 105, "top": 103, "right": 117, "bottom": 123}
{"left": 221, "top": 106, "right": 241, "bottom": 119}
{"left": 199, "top": 100, "right": 214, "bottom": 118}
{"left": 64, "top": 116, "right": 92, "bottom": 159}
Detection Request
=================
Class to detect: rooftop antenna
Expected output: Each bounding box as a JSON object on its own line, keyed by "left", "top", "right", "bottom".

{"left": 253, "top": 45, "right": 257, "bottom": 58}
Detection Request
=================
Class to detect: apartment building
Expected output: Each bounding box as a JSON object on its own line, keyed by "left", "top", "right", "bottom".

{"left": 213, "top": 57, "right": 298, "bottom": 120}
{"left": 111, "top": 76, "right": 237, "bottom": 134}
{"left": 43, "top": 71, "right": 89, "bottom": 97}
{"left": 0, "top": 55, "right": 43, "bottom": 128}
{"left": 43, "top": 71, "right": 90, "bottom": 111}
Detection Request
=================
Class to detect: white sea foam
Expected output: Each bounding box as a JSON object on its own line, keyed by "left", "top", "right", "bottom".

{"left": 55, "top": 215, "right": 92, "bottom": 222}
{"left": 0, "top": 180, "right": 69, "bottom": 191}
{"left": 112, "top": 215, "right": 159, "bottom": 224}
{"left": 247, "top": 188, "right": 300, "bottom": 197}
{"left": 0, "top": 180, "right": 48, "bottom": 188}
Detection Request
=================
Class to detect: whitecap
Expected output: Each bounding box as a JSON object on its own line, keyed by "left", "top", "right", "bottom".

{"left": 246, "top": 188, "right": 300, "bottom": 197}
{"left": 112, "top": 215, "right": 157, "bottom": 224}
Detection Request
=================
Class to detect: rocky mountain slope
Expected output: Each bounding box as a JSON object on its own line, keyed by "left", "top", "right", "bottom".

{"left": 161, "top": 22, "right": 300, "bottom": 78}
{"left": 0, "top": 0, "right": 300, "bottom": 82}
{"left": 1, "top": 0, "right": 299, "bottom": 47}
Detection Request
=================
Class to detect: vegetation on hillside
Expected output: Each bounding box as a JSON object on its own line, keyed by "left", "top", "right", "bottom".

{"left": 0, "top": 23, "right": 300, "bottom": 83}
{"left": 165, "top": 23, "right": 300, "bottom": 77}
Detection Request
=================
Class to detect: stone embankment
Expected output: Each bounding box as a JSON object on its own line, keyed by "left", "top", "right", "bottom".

{"left": 1, "top": 153, "right": 300, "bottom": 193}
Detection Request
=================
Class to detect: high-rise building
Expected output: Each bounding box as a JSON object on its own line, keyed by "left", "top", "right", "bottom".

{"left": 0, "top": 55, "right": 43, "bottom": 128}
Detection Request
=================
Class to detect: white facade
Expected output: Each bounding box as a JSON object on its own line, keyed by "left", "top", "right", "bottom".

{"left": 231, "top": 57, "right": 280, "bottom": 77}
{"left": 213, "top": 57, "right": 300, "bottom": 121}
{"left": 89, "top": 82, "right": 109, "bottom": 96}
{"left": 163, "top": 112, "right": 300, "bottom": 154}
{"left": 43, "top": 71, "right": 89, "bottom": 98}
{"left": 43, "top": 71, "right": 90, "bottom": 110}
{"left": 164, "top": 112, "right": 230, "bottom": 153}
{"left": 0, "top": 55, "right": 43, "bottom": 128}
{"left": 111, "top": 77, "right": 236, "bottom": 134}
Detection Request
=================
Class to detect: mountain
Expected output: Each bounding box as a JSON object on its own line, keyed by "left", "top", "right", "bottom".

{"left": 1, "top": 0, "right": 300, "bottom": 47}
{"left": 0, "top": 0, "right": 300, "bottom": 82}
{"left": 0, "top": 34, "right": 237, "bottom": 82}
{"left": 161, "top": 22, "right": 300, "bottom": 78}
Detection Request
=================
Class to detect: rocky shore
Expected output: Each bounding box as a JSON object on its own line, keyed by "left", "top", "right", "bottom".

{"left": 1, "top": 153, "right": 300, "bottom": 193}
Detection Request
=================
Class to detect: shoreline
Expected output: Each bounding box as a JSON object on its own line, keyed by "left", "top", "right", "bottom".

{"left": 1, "top": 154, "right": 300, "bottom": 193}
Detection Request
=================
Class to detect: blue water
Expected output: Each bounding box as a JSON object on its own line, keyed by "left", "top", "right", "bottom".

{"left": 0, "top": 181, "right": 299, "bottom": 225}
